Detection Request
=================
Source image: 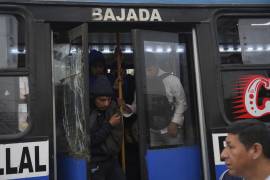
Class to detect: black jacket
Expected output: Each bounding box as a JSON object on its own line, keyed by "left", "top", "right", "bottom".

{"left": 89, "top": 101, "right": 123, "bottom": 162}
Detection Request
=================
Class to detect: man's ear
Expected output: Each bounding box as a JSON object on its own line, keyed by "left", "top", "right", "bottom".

{"left": 250, "top": 143, "right": 263, "bottom": 159}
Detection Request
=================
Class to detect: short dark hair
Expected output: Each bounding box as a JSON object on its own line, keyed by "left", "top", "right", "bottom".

{"left": 145, "top": 53, "right": 158, "bottom": 68}
{"left": 227, "top": 119, "right": 270, "bottom": 158}
{"left": 89, "top": 49, "right": 106, "bottom": 67}
{"left": 89, "top": 75, "right": 113, "bottom": 97}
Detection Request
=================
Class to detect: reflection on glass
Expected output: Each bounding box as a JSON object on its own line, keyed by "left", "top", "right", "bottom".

{"left": 218, "top": 17, "right": 270, "bottom": 64}
{"left": 143, "top": 41, "right": 187, "bottom": 147}
{"left": 18, "top": 103, "right": 28, "bottom": 132}
{"left": 53, "top": 43, "right": 88, "bottom": 156}
{"left": 0, "top": 76, "right": 29, "bottom": 135}
{"left": 0, "top": 15, "right": 25, "bottom": 69}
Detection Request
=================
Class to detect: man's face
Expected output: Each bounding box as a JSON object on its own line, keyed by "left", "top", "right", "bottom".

{"left": 146, "top": 66, "right": 158, "bottom": 78}
{"left": 95, "top": 96, "right": 111, "bottom": 110}
{"left": 91, "top": 64, "right": 105, "bottom": 76}
{"left": 221, "top": 134, "right": 253, "bottom": 176}
{"left": 95, "top": 65, "right": 105, "bottom": 75}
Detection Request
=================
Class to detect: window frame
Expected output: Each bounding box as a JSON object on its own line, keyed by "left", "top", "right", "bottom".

{"left": 214, "top": 10, "right": 270, "bottom": 125}
{"left": 0, "top": 7, "right": 32, "bottom": 140}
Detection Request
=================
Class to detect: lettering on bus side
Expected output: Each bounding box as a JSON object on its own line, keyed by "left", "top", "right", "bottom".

{"left": 91, "top": 8, "right": 162, "bottom": 22}
{"left": 0, "top": 140, "right": 49, "bottom": 179}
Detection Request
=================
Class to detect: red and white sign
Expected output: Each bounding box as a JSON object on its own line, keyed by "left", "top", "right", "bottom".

{"left": 233, "top": 75, "right": 270, "bottom": 119}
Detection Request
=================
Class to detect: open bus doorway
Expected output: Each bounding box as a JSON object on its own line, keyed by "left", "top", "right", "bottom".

{"left": 52, "top": 24, "right": 140, "bottom": 180}
{"left": 87, "top": 31, "right": 139, "bottom": 180}
{"left": 52, "top": 22, "right": 202, "bottom": 180}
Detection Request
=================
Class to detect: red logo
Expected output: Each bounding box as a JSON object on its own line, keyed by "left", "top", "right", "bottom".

{"left": 233, "top": 75, "right": 270, "bottom": 119}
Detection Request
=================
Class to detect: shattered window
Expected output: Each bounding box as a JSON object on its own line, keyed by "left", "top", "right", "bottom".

{"left": 53, "top": 44, "right": 89, "bottom": 157}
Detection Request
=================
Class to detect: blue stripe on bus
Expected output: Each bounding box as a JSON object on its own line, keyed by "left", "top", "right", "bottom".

{"left": 146, "top": 145, "right": 202, "bottom": 180}
{"left": 215, "top": 164, "right": 228, "bottom": 180}
{"left": 57, "top": 153, "right": 87, "bottom": 180}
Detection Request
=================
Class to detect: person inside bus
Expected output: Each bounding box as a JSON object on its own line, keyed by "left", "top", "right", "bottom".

{"left": 88, "top": 75, "right": 125, "bottom": 180}
{"left": 108, "top": 48, "right": 139, "bottom": 180}
{"left": 123, "top": 57, "right": 187, "bottom": 147}
{"left": 145, "top": 57, "right": 187, "bottom": 147}
{"left": 89, "top": 49, "right": 110, "bottom": 87}
{"left": 220, "top": 119, "right": 270, "bottom": 180}
{"left": 109, "top": 61, "right": 137, "bottom": 140}
{"left": 110, "top": 62, "right": 135, "bottom": 105}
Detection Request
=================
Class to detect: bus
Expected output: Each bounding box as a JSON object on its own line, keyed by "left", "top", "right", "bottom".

{"left": 0, "top": 0, "right": 270, "bottom": 179}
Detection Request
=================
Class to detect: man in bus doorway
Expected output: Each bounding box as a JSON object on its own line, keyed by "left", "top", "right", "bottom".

{"left": 144, "top": 56, "right": 187, "bottom": 147}
{"left": 220, "top": 119, "right": 270, "bottom": 180}
{"left": 89, "top": 50, "right": 109, "bottom": 87}
{"left": 88, "top": 75, "right": 125, "bottom": 180}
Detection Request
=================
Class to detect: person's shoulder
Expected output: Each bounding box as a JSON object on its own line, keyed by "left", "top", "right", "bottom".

{"left": 162, "top": 73, "right": 180, "bottom": 83}
{"left": 160, "top": 71, "right": 174, "bottom": 78}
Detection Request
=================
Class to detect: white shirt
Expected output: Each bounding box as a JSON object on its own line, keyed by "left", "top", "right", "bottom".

{"left": 157, "top": 69, "right": 187, "bottom": 126}
{"left": 123, "top": 68, "right": 187, "bottom": 128}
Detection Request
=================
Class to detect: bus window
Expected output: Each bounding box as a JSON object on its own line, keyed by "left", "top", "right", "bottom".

{"left": 0, "top": 14, "right": 28, "bottom": 136}
{"left": 54, "top": 44, "right": 87, "bottom": 154}
{"left": 217, "top": 17, "right": 270, "bottom": 65}
{"left": 217, "top": 16, "right": 270, "bottom": 123}
{"left": 238, "top": 18, "right": 270, "bottom": 64}
{"left": 217, "top": 17, "right": 243, "bottom": 64}
{"left": 53, "top": 24, "right": 89, "bottom": 157}
{"left": 0, "top": 76, "right": 29, "bottom": 135}
{"left": 143, "top": 40, "right": 187, "bottom": 147}
{"left": 0, "top": 15, "right": 26, "bottom": 69}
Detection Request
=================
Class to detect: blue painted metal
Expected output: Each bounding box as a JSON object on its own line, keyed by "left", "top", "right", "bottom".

{"left": 215, "top": 164, "right": 228, "bottom": 180}
{"left": 146, "top": 145, "right": 202, "bottom": 180}
{"left": 57, "top": 153, "right": 87, "bottom": 180}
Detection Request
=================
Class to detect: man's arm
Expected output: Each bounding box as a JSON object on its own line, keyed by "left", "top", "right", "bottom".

{"left": 91, "top": 121, "right": 112, "bottom": 145}
{"left": 165, "top": 75, "right": 187, "bottom": 137}
{"left": 91, "top": 113, "right": 121, "bottom": 145}
{"left": 167, "top": 75, "right": 187, "bottom": 126}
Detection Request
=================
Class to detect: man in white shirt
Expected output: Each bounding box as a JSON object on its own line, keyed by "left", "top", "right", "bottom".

{"left": 144, "top": 60, "right": 187, "bottom": 147}
{"left": 123, "top": 57, "right": 187, "bottom": 147}
{"left": 221, "top": 119, "right": 270, "bottom": 180}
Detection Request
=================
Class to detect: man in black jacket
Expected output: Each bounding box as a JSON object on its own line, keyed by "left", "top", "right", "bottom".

{"left": 89, "top": 75, "right": 125, "bottom": 180}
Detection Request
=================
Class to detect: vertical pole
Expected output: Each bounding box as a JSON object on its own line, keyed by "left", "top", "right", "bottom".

{"left": 116, "top": 32, "right": 126, "bottom": 173}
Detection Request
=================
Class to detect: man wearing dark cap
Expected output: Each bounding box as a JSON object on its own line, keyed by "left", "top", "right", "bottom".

{"left": 89, "top": 75, "right": 125, "bottom": 180}
{"left": 220, "top": 119, "right": 270, "bottom": 180}
{"left": 89, "top": 50, "right": 107, "bottom": 86}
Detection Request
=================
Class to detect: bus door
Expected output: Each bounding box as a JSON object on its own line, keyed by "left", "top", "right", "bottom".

{"left": 132, "top": 29, "right": 204, "bottom": 180}
{"left": 52, "top": 23, "right": 90, "bottom": 180}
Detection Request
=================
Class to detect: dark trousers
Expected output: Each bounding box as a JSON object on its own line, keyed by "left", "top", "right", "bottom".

{"left": 89, "top": 158, "right": 126, "bottom": 180}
